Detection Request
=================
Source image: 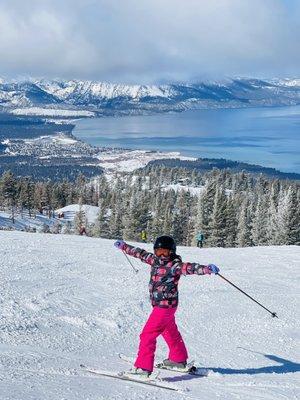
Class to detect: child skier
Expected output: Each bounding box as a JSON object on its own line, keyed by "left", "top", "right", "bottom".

{"left": 114, "top": 235, "right": 220, "bottom": 377}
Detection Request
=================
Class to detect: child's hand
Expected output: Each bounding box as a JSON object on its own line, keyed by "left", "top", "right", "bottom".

{"left": 114, "top": 240, "right": 126, "bottom": 250}
{"left": 203, "top": 264, "right": 220, "bottom": 275}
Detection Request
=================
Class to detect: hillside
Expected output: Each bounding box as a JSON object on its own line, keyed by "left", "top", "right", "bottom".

{"left": 0, "top": 231, "right": 299, "bottom": 400}
{"left": 147, "top": 158, "right": 300, "bottom": 180}
{"left": 1, "top": 78, "right": 300, "bottom": 116}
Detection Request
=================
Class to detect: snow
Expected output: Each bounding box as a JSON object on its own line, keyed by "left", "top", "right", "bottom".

{"left": 0, "top": 230, "right": 299, "bottom": 400}
{"left": 10, "top": 107, "right": 95, "bottom": 117}
{"left": 97, "top": 149, "right": 196, "bottom": 175}
{"left": 0, "top": 211, "right": 60, "bottom": 231}
{"left": 162, "top": 184, "right": 232, "bottom": 197}
{"left": 55, "top": 204, "right": 99, "bottom": 223}
{"left": 37, "top": 80, "right": 174, "bottom": 101}
{"left": 53, "top": 136, "right": 78, "bottom": 145}
{"left": 0, "top": 204, "right": 99, "bottom": 232}
{"left": 272, "top": 78, "right": 300, "bottom": 87}
{"left": 1, "top": 139, "right": 10, "bottom": 145}
{"left": 2, "top": 77, "right": 300, "bottom": 113}
{"left": 163, "top": 184, "right": 205, "bottom": 196}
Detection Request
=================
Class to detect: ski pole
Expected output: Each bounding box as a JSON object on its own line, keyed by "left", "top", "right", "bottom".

{"left": 122, "top": 250, "right": 139, "bottom": 274}
{"left": 217, "top": 273, "right": 278, "bottom": 318}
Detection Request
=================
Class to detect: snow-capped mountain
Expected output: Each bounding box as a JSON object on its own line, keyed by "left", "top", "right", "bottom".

{"left": 0, "top": 77, "right": 300, "bottom": 115}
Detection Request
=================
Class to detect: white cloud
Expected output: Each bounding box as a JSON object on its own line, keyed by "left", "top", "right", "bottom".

{"left": 0, "top": 0, "right": 299, "bottom": 83}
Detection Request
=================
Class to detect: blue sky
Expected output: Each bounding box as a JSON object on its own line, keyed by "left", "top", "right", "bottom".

{"left": 0, "top": 0, "right": 299, "bottom": 83}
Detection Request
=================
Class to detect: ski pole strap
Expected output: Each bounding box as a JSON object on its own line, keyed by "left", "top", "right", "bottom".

{"left": 122, "top": 250, "right": 139, "bottom": 274}
{"left": 217, "top": 273, "right": 278, "bottom": 318}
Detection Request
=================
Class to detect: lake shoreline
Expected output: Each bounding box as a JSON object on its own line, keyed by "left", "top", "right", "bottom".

{"left": 72, "top": 105, "right": 300, "bottom": 174}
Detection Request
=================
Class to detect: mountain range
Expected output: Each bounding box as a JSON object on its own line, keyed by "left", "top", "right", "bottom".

{"left": 0, "top": 77, "right": 300, "bottom": 116}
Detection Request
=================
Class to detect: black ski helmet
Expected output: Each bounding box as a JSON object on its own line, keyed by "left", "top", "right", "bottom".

{"left": 154, "top": 235, "right": 176, "bottom": 253}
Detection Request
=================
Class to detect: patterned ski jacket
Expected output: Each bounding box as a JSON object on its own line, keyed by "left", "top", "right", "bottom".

{"left": 123, "top": 243, "right": 207, "bottom": 308}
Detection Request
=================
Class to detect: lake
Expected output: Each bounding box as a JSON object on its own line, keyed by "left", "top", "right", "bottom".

{"left": 73, "top": 105, "right": 300, "bottom": 173}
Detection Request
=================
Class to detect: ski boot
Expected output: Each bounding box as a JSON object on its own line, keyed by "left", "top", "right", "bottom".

{"left": 124, "top": 367, "right": 152, "bottom": 379}
{"left": 162, "top": 359, "right": 187, "bottom": 370}
{"left": 156, "top": 358, "right": 198, "bottom": 374}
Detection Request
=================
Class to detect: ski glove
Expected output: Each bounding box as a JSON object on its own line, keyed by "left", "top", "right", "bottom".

{"left": 114, "top": 240, "right": 126, "bottom": 250}
{"left": 203, "top": 264, "right": 220, "bottom": 275}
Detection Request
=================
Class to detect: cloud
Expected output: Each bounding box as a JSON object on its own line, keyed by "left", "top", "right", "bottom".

{"left": 0, "top": 0, "right": 299, "bottom": 83}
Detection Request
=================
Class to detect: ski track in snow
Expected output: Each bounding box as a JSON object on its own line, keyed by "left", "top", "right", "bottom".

{"left": 0, "top": 231, "right": 299, "bottom": 400}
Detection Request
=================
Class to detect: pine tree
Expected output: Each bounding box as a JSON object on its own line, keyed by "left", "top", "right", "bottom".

{"left": 225, "top": 194, "right": 237, "bottom": 247}
{"left": 0, "top": 171, "right": 17, "bottom": 223}
{"left": 195, "top": 179, "right": 216, "bottom": 242}
{"left": 276, "top": 186, "right": 300, "bottom": 245}
{"left": 236, "top": 199, "right": 252, "bottom": 247}
{"left": 18, "top": 177, "right": 35, "bottom": 218}
{"left": 251, "top": 193, "right": 269, "bottom": 245}
{"left": 169, "top": 190, "right": 192, "bottom": 245}
{"left": 148, "top": 189, "right": 164, "bottom": 240}
{"left": 266, "top": 181, "right": 282, "bottom": 245}
{"left": 74, "top": 200, "right": 87, "bottom": 234}
{"left": 93, "top": 198, "right": 110, "bottom": 238}
{"left": 208, "top": 186, "right": 227, "bottom": 247}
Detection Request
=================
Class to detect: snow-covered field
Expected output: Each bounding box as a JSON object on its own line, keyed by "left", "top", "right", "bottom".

{"left": 96, "top": 149, "right": 196, "bottom": 176}
{"left": 0, "top": 231, "right": 299, "bottom": 400}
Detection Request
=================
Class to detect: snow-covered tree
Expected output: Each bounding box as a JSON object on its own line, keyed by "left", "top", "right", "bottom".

{"left": 251, "top": 193, "right": 269, "bottom": 245}
{"left": 276, "top": 186, "right": 300, "bottom": 245}
{"left": 208, "top": 186, "right": 227, "bottom": 247}
{"left": 225, "top": 194, "right": 237, "bottom": 247}
{"left": 0, "top": 170, "right": 17, "bottom": 223}
{"left": 236, "top": 199, "right": 252, "bottom": 247}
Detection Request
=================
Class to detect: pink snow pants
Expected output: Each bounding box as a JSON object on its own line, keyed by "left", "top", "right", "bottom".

{"left": 134, "top": 306, "right": 188, "bottom": 372}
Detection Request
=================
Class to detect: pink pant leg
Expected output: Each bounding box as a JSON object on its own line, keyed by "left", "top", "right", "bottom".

{"left": 134, "top": 307, "right": 176, "bottom": 372}
{"left": 162, "top": 313, "right": 188, "bottom": 363}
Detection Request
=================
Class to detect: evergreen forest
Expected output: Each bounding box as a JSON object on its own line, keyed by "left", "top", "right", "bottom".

{"left": 0, "top": 166, "right": 299, "bottom": 247}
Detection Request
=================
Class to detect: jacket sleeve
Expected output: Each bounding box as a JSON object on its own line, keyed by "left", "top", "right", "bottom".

{"left": 173, "top": 261, "right": 208, "bottom": 276}
{"left": 123, "top": 243, "right": 155, "bottom": 266}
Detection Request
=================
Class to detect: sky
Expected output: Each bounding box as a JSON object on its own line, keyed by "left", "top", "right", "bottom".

{"left": 0, "top": 0, "right": 299, "bottom": 83}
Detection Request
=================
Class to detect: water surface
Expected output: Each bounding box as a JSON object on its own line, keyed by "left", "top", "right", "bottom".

{"left": 73, "top": 106, "right": 300, "bottom": 173}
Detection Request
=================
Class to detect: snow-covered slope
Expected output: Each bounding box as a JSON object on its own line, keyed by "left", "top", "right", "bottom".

{"left": 37, "top": 79, "right": 175, "bottom": 101}
{"left": 0, "top": 211, "right": 62, "bottom": 231}
{"left": 0, "top": 205, "right": 99, "bottom": 232}
{"left": 55, "top": 204, "right": 99, "bottom": 223}
{"left": 0, "top": 231, "right": 299, "bottom": 400}
{"left": 1, "top": 77, "right": 300, "bottom": 114}
{"left": 10, "top": 107, "right": 95, "bottom": 117}
{"left": 97, "top": 149, "right": 196, "bottom": 175}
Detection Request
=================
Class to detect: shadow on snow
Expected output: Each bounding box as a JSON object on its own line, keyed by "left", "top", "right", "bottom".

{"left": 164, "top": 354, "right": 299, "bottom": 383}
{"left": 211, "top": 354, "right": 300, "bottom": 375}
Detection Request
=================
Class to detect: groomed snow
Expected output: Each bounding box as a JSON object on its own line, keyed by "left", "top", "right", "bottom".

{"left": 0, "top": 231, "right": 299, "bottom": 400}
{"left": 55, "top": 204, "right": 99, "bottom": 224}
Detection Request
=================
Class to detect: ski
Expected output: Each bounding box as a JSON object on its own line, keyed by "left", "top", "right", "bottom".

{"left": 119, "top": 353, "right": 209, "bottom": 376}
{"left": 80, "top": 364, "right": 181, "bottom": 392}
